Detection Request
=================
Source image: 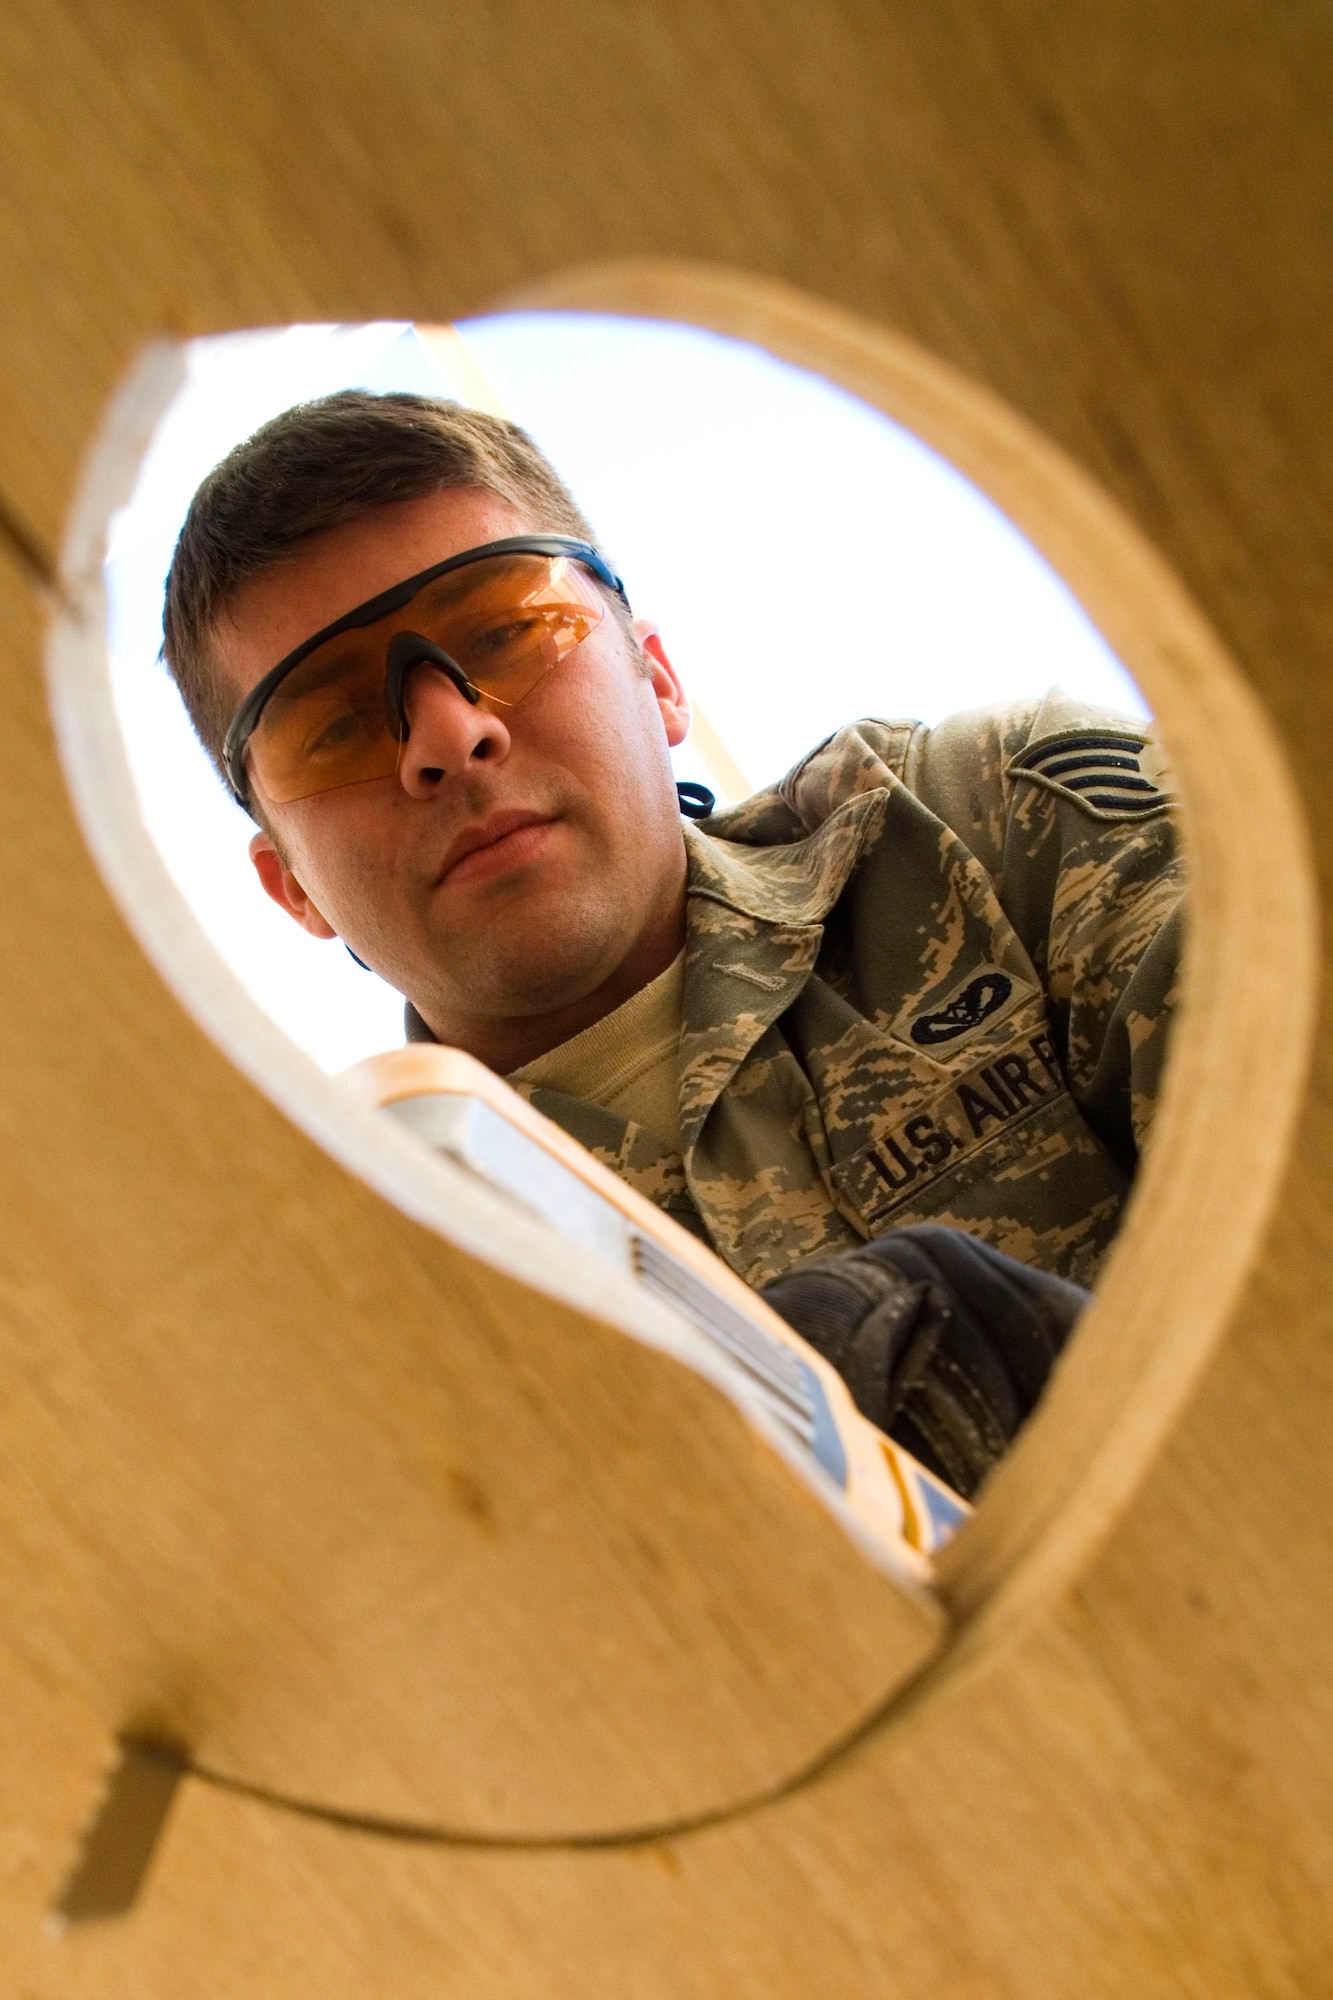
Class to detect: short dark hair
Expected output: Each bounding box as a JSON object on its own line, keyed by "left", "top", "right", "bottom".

{"left": 161, "top": 390, "right": 602, "bottom": 773}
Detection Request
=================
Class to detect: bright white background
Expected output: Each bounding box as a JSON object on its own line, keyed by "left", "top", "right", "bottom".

{"left": 105, "top": 315, "right": 1146, "bottom": 1071}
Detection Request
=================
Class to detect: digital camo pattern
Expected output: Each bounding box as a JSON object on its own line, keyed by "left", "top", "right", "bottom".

{"left": 518, "top": 690, "right": 1184, "bottom": 1291}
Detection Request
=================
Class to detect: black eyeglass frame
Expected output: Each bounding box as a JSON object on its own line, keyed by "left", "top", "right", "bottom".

{"left": 220, "top": 534, "right": 630, "bottom": 812}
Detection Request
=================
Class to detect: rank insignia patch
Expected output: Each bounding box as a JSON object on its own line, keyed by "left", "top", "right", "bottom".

{"left": 1009, "top": 730, "right": 1173, "bottom": 820}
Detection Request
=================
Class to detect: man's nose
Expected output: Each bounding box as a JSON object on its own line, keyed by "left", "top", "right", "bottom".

{"left": 394, "top": 661, "right": 512, "bottom": 795}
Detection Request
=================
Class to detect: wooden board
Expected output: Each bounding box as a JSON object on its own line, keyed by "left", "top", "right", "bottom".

{"left": 0, "top": 1, "right": 1330, "bottom": 1991}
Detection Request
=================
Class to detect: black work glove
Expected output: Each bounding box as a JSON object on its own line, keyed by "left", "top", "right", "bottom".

{"left": 760, "top": 1224, "right": 1090, "bottom": 1500}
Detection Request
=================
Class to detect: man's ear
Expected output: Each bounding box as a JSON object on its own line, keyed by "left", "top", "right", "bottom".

{"left": 248, "top": 831, "right": 339, "bottom": 940}
{"left": 634, "top": 619, "right": 691, "bottom": 749}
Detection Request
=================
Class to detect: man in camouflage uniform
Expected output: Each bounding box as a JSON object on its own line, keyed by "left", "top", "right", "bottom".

{"left": 507, "top": 690, "right": 1179, "bottom": 1296}
{"left": 162, "top": 391, "right": 1181, "bottom": 1494}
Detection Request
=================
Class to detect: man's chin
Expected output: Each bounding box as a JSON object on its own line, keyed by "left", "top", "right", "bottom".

{"left": 424, "top": 918, "right": 631, "bottom": 1024}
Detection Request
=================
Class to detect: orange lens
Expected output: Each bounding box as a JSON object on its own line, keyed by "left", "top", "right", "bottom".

{"left": 248, "top": 641, "right": 402, "bottom": 805}
{"left": 414, "top": 553, "right": 605, "bottom": 709}
{"left": 246, "top": 552, "right": 607, "bottom": 805}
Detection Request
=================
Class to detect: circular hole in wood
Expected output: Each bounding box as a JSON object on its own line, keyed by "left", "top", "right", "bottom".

{"left": 41, "top": 267, "right": 1316, "bottom": 1839}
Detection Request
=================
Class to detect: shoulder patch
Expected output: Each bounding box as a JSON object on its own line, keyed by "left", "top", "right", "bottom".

{"left": 1008, "top": 729, "right": 1172, "bottom": 821}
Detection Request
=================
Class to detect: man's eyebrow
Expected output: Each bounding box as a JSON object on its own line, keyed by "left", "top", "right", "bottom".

{"left": 417, "top": 560, "right": 532, "bottom": 614}
{"left": 261, "top": 555, "right": 540, "bottom": 707}
{"left": 265, "top": 638, "right": 377, "bottom": 705}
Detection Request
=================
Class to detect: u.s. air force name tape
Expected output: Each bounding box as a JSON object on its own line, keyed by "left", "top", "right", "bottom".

{"left": 832, "top": 1029, "right": 1068, "bottom": 1226}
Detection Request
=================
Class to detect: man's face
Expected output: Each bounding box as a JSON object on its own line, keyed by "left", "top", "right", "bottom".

{"left": 211, "top": 489, "right": 692, "bottom": 1057}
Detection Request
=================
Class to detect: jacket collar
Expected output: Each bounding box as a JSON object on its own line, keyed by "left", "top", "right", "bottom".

{"left": 683, "top": 785, "right": 887, "bottom": 926}
{"left": 676, "top": 789, "right": 888, "bottom": 1154}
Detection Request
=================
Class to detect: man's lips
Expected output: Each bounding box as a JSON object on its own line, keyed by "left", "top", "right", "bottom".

{"left": 435, "top": 809, "right": 561, "bottom": 887}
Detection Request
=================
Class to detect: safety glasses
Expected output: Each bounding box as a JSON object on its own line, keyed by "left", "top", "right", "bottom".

{"left": 221, "top": 535, "right": 629, "bottom": 810}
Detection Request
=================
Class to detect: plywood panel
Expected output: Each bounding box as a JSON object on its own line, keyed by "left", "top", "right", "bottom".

{"left": 0, "top": 1, "right": 1329, "bottom": 1993}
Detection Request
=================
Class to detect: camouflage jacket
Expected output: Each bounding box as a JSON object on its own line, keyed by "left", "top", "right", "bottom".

{"left": 515, "top": 691, "right": 1183, "bottom": 1291}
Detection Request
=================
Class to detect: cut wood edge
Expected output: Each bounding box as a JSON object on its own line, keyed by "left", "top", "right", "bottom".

{"left": 501, "top": 258, "right": 1320, "bottom": 1662}
{"left": 43, "top": 276, "right": 1319, "bottom": 1795}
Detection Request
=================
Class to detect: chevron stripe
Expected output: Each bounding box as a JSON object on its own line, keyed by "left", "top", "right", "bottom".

{"left": 1009, "top": 731, "right": 1170, "bottom": 818}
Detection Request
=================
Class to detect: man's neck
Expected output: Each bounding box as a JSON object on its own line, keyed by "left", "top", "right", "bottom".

{"left": 413, "top": 907, "right": 688, "bottom": 1073}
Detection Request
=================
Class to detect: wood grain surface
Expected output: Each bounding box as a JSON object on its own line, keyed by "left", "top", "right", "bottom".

{"left": 0, "top": 2, "right": 1330, "bottom": 1993}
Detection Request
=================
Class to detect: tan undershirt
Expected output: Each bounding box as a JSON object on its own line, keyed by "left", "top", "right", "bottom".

{"left": 508, "top": 950, "right": 686, "bottom": 1154}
